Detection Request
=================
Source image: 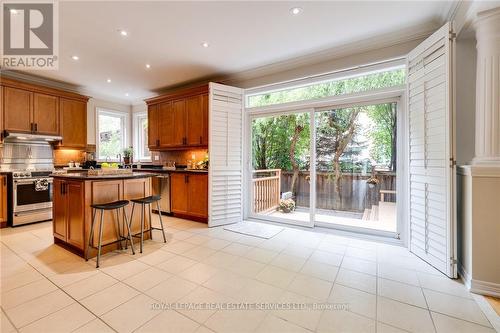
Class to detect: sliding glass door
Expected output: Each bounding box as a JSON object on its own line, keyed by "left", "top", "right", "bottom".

{"left": 249, "top": 101, "right": 400, "bottom": 237}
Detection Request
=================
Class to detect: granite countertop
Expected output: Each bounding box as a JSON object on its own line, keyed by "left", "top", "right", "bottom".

{"left": 50, "top": 172, "right": 156, "bottom": 180}
{"left": 133, "top": 168, "right": 208, "bottom": 174}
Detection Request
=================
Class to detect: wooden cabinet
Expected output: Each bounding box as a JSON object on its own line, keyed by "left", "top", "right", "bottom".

{"left": 0, "top": 175, "right": 8, "bottom": 227}
{"left": 53, "top": 179, "right": 85, "bottom": 247}
{"left": 171, "top": 173, "right": 208, "bottom": 220}
{"left": 33, "top": 93, "right": 59, "bottom": 135}
{"left": 53, "top": 179, "right": 68, "bottom": 241}
{"left": 145, "top": 85, "right": 208, "bottom": 150}
{"left": 3, "top": 86, "right": 32, "bottom": 133}
{"left": 59, "top": 98, "right": 87, "bottom": 148}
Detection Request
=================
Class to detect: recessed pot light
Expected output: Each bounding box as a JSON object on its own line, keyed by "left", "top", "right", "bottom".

{"left": 145, "top": 64, "right": 151, "bottom": 69}
{"left": 125, "top": 93, "right": 129, "bottom": 97}
{"left": 290, "top": 7, "right": 303, "bottom": 15}
{"left": 106, "top": 78, "right": 112, "bottom": 83}
{"left": 119, "top": 29, "right": 128, "bottom": 37}
{"left": 71, "top": 55, "right": 79, "bottom": 60}
{"left": 201, "top": 42, "right": 209, "bottom": 48}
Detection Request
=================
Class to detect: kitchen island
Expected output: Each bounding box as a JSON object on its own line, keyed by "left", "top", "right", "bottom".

{"left": 51, "top": 172, "right": 155, "bottom": 258}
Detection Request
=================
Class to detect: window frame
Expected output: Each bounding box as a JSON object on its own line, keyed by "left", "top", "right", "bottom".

{"left": 95, "top": 108, "right": 129, "bottom": 162}
{"left": 132, "top": 111, "right": 151, "bottom": 162}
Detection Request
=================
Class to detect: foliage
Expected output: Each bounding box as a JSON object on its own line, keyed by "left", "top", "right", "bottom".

{"left": 123, "top": 147, "right": 133, "bottom": 158}
{"left": 366, "top": 103, "right": 397, "bottom": 171}
{"left": 98, "top": 114, "right": 123, "bottom": 159}
{"left": 279, "top": 198, "right": 296, "bottom": 212}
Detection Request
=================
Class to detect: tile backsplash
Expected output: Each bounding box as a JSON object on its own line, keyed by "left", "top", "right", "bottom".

{"left": 53, "top": 149, "right": 85, "bottom": 166}
{"left": 151, "top": 149, "right": 208, "bottom": 166}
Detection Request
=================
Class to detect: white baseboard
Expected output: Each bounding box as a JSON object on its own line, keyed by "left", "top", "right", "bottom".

{"left": 459, "top": 265, "right": 500, "bottom": 297}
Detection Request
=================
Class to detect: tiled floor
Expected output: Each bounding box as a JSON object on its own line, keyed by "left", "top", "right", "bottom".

{"left": 0, "top": 216, "right": 497, "bottom": 333}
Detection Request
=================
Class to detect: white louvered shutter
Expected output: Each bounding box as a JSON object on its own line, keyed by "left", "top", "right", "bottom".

{"left": 407, "top": 22, "right": 457, "bottom": 278}
{"left": 208, "top": 83, "right": 244, "bottom": 227}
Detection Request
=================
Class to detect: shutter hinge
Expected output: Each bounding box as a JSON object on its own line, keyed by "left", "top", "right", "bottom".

{"left": 449, "top": 158, "right": 456, "bottom": 167}
{"left": 450, "top": 257, "right": 457, "bottom": 265}
{"left": 449, "top": 32, "right": 457, "bottom": 40}
{"left": 395, "top": 233, "right": 401, "bottom": 240}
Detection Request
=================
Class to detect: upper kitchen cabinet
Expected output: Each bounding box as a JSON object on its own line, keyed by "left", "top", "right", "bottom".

{"left": 145, "top": 84, "right": 208, "bottom": 150}
{"left": 59, "top": 98, "right": 87, "bottom": 148}
{"left": 0, "top": 78, "right": 89, "bottom": 146}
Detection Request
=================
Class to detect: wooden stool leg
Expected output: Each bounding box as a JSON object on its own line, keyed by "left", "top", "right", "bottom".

{"left": 96, "top": 209, "right": 105, "bottom": 268}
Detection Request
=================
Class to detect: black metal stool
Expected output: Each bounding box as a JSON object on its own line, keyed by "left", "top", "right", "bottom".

{"left": 129, "top": 195, "right": 167, "bottom": 253}
{"left": 86, "top": 200, "right": 135, "bottom": 268}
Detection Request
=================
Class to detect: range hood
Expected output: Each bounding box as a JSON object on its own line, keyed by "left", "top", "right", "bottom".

{"left": 3, "top": 131, "right": 62, "bottom": 142}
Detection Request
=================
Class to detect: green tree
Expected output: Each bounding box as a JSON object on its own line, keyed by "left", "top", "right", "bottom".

{"left": 366, "top": 103, "right": 397, "bottom": 171}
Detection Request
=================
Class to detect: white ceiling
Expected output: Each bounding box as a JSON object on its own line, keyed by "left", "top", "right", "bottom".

{"left": 20, "top": 1, "right": 456, "bottom": 104}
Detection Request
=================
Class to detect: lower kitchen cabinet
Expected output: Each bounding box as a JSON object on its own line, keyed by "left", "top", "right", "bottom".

{"left": 52, "top": 179, "right": 85, "bottom": 248}
{"left": 0, "top": 175, "right": 8, "bottom": 227}
{"left": 171, "top": 173, "right": 208, "bottom": 221}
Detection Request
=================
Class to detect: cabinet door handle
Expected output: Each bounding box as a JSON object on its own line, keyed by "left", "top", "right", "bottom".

{"left": 30, "top": 123, "right": 33, "bottom": 132}
{"left": 199, "top": 136, "right": 202, "bottom": 144}
{"left": 3, "top": 177, "right": 6, "bottom": 186}
{"left": 35, "top": 123, "right": 38, "bottom": 132}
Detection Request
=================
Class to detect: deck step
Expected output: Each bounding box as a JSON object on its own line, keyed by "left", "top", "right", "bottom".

{"left": 362, "top": 209, "right": 371, "bottom": 220}
{"left": 370, "top": 205, "right": 379, "bottom": 221}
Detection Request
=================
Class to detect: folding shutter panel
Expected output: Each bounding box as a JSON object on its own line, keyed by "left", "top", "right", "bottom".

{"left": 407, "top": 22, "right": 457, "bottom": 278}
{"left": 208, "top": 83, "right": 244, "bottom": 227}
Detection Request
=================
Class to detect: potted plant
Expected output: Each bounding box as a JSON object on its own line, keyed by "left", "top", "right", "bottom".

{"left": 279, "top": 198, "right": 296, "bottom": 213}
{"left": 366, "top": 177, "right": 379, "bottom": 189}
{"left": 123, "top": 147, "right": 133, "bottom": 165}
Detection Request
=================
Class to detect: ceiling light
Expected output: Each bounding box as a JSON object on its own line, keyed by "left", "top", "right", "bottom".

{"left": 125, "top": 93, "right": 129, "bottom": 97}
{"left": 201, "top": 42, "right": 209, "bottom": 48}
{"left": 145, "top": 64, "right": 151, "bottom": 69}
{"left": 10, "top": 9, "right": 19, "bottom": 14}
{"left": 119, "top": 29, "right": 128, "bottom": 37}
{"left": 290, "top": 7, "right": 303, "bottom": 15}
{"left": 106, "top": 78, "right": 111, "bottom": 83}
{"left": 71, "top": 55, "right": 79, "bottom": 60}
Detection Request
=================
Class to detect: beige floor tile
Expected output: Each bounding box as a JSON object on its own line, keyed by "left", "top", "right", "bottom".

{"left": 204, "top": 238, "right": 231, "bottom": 251}
{"left": 178, "top": 263, "right": 220, "bottom": 284}
{"left": 417, "top": 272, "right": 472, "bottom": 299}
{"left": 205, "top": 309, "right": 267, "bottom": 333}
{"left": 234, "top": 234, "right": 265, "bottom": 247}
{"left": 178, "top": 286, "right": 233, "bottom": 323}
{"left": 156, "top": 254, "right": 198, "bottom": 274}
{"left": 377, "top": 263, "right": 420, "bottom": 286}
{"left": 162, "top": 240, "right": 197, "bottom": 254}
{"left": 336, "top": 268, "right": 377, "bottom": 294}
{"left": 203, "top": 251, "right": 239, "bottom": 269}
{"left": 317, "top": 241, "right": 347, "bottom": 255}
{"left": 226, "top": 257, "right": 266, "bottom": 278}
{"left": 329, "top": 284, "right": 376, "bottom": 319}
{"left": 235, "top": 279, "right": 285, "bottom": 303}
{"left": 145, "top": 275, "right": 198, "bottom": 302}
{"left": 202, "top": 270, "right": 252, "bottom": 296}
{"left": 99, "top": 258, "right": 150, "bottom": 281}
{"left": 1, "top": 278, "right": 57, "bottom": 309}
{"left": 5, "top": 289, "right": 74, "bottom": 328}
{"left": 0, "top": 268, "right": 44, "bottom": 292}
{"left": 341, "top": 256, "right": 377, "bottom": 276}
{"left": 423, "top": 289, "right": 491, "bottom": 326}
{"left": 378, "top": 278, "right": 427, "bottom": 308}
{"left": 377, "top": 322, "right": 410, "bottom": 333}
{"left": 255, "top": 265, "right": 297, "bottom": 288}
{"left": 272, "top": 291, "right": 324, "bottom": 331}
{"left": 271, "top": 253, "right": 307, "bottom": 272}
{"left": 72, "top": 318, "right": 115, "bottom": 333}
{"left": 283, "top": 244, "right": 315, "bottom": 259}
{"left": 80, "top": 282, "right": 139, "bottom": 316}
{"left": 136, "top": 310, "right": 200, "bottom": 332}
{"left": 377, "top": 297, "right": 435, "bottom": 333}
{"left": 309, "top": 250, "right": 343, "bottom": 266}
{"left": 1, "top": 309, "right": 16, "bottom": 333}
{"left": 101, "top": 294, "right": 159, "bottom": 333}
{"left": 137, "top": 248, "right": 176, "bottom": 265}
{"left": 182, "top": 246, "right": 216, "bottom": 261}
{"left": 255, "top": 314, "right": 312, "bottom": 333}
{"left": 344, "top": 247, "right": 377, "bottom": 262}
{"left": 19, "top": 302, "right": 95, "bottom": 333}
{"left": 432, "top": 311, "right": 496, "bottom": 333}
{"left": 48, "top": 264, "right": 100, "bottom": 287}
{"left": 63, "top": 271, "right": 118, "bottom": 300}
{"left": 185, "top": 234, "right": 211, "bottom": 246}
{"left": 317, "top": 309, "right": 376, "bottom": 333}
{"left": 244, "top": 247, "right": 279, "bottom": 263}
{"left": 123, "top": 267, "right": 172, "bottom": 292}
{"left": 194, "top": 325, "right": 216, "bottom": 333}
{"left": 220, "top": 242, "right": 254, "bottom": 256}
{"left": 287, "top": 274, "right": 333, "bottom": 301}
{"left": 300, "top": 260, "right": 339, "bottom": 282}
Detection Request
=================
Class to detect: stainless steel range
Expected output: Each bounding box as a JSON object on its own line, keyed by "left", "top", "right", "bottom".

{"left": 0, "top": 138, "right": 55, "bottom": 226}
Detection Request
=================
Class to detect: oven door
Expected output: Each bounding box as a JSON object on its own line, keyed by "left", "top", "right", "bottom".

{"left": 13, "top": 178, "right": 53, "bottom": 225}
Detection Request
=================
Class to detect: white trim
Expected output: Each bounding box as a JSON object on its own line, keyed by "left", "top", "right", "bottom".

{"left": 95, "top": 107, "right": 130, "bottom": 162}
{"left": 132, "top": 111, "right": 152, "bottom": 162}
{"left": 472, "top": 294, "right": 500, "bottom": 333}
{"left": 460, "top": 265, "right": 500, "bottom": 297}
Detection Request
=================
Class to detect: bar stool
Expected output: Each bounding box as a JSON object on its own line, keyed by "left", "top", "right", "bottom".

{"left": 129, "top": 195, "right": 167, "bottom": 253}
{"left": 86, "top": 200, "right": 135, "bottom": 268}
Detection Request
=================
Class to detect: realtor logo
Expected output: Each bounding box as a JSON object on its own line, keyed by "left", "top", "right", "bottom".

{"left": 1, "top": 1, "right": 58, "bottom": 69}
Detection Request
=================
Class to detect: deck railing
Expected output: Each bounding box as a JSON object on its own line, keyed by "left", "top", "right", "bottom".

{"left": 253, "top": 169, "right": 281, "bottom": 214}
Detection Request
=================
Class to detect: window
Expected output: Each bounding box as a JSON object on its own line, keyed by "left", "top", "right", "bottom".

{"left": 247, "top": 67, "right": 406, "bottom": 108}
{"left": 97, "top": 109, "right": 127, "bottom": 161}
{"left": 133, "top": 112, "right": 151, "bottom": 161}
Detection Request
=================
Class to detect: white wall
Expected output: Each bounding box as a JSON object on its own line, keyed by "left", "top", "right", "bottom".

{"left": 87, "top": 98, "right": 132, "bottom": 146}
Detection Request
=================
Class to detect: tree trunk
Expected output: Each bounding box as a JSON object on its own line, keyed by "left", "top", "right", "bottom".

{"left": 289, "top": 124, "right": 304, "bottom": 195}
